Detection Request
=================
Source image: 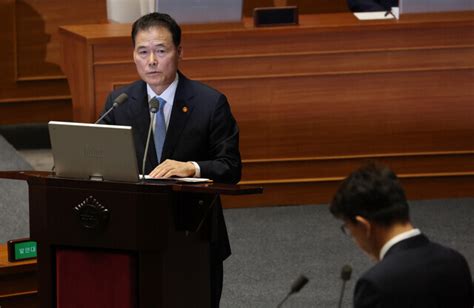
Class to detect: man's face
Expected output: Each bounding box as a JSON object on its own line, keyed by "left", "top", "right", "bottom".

{"left": 133, "top": 26, "right": 182, "bottom": 94}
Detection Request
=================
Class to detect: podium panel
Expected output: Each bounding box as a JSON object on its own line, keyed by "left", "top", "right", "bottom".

{"left": 56, "top": 248, "right": 137, "bottom": 308}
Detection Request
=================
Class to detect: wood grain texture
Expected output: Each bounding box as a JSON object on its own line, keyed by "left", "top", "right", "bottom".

{"left": 222, "top": 173, "right": 474, "bottom": 208}
{"left": 59, "top": 12, "right": 474, "bottom": 207}
{"left": 0, "top": 244, "right": 37, "bottom": 307}
{"left": 240, "top": 152, "right": 474, "bottom": 181}
{"left": 0, "top": 0, "right": 107, "bottom": 124}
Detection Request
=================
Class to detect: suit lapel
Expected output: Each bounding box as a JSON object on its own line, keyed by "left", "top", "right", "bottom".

{"left": 161, "top": 73, "right": 194, "bottom": 161}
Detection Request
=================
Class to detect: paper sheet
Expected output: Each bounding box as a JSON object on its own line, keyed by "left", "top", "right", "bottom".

{"left": 353, "top": 11, "right": 395, "bottom": 20}
{"left": 141, "top": 175, "right": 212, "bottom": 183}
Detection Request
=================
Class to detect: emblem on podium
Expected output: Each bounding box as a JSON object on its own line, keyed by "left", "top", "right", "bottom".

{"left": 74, "top": 196, "right": 110, "bottom": 230}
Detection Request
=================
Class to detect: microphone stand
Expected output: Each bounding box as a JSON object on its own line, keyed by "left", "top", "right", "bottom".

{"left": 95, "top": 93, "right": 128, "bottom": 124}
{"left": 337, "top": 279, "right": 347, "bottom": 308}
{"left": 277, "top": 275, "right": 309, "bottom": 308}
{"left": 141, "top": 97, "right": 159, "bottom": 182}
{"left": 276, "top": 294, "right": 291, "bottom": 308}
{"left": 337, "top": 265, "right": 352, "bottom": 308}
{"left": 95, "top": 105, "right": 116, "bottom": 124}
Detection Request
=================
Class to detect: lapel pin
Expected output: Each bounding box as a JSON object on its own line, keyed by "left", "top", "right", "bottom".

{"left": 182, "top": 106, "right": 188, "bottom": 113}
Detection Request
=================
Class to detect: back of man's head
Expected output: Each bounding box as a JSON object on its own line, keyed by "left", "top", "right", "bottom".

{"left": 131, "top": 12, "right": 181, "bottom": 47}
{"left": 330, "top": 162, "right": 410, "bottom": 226}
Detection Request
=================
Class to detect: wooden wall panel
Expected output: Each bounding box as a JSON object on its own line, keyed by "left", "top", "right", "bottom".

{"left": 93, "top": 63, "right": 139, "bottom": 115}
{"left": 180, "top": 18, "right": 474, "bottom": 59}
{"left": 15, "top": 0, "right": 63, "bottom": 79}
{"left": 0, "top": 0, "right": 107, "bottom": 124}
{"left": 240, "top": 152, "right": 474, "bottom": 181}
{"left": 225, "top": 152, "right": 474, "bottom": 207}
{"left": 181, "top": 47, "right": 474, "bottom": 79}
{"left": 59, "top": 12, "right": 474, "bottom": 207}
{"left": 0, "top": 0, "right": 18, "bottom": 96}
{"left": 222, "top": 174, "right": 474, "bottom": 208}
{"left": 205, "top": 70, "right": 474, "bottom": 159}
{"left": 0, "top": 99, "right": 71, "bottom": 125}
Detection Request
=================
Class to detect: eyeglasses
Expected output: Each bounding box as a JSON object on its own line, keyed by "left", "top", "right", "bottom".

{"left": 340, "top": 223, "right": 351, "bottom": 237}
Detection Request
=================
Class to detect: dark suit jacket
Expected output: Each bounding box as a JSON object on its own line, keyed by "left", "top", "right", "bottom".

{"left": 102, "top": 72, "right": 241, "bottom": 183}
{"left": 101, "top": 72, "right": 242, "bottom": 260}
{"left": 354, "top": 234, "right": 473, "bottom": 308}
{"left": 347, "top": 0, "right": 398, "bottom": 12}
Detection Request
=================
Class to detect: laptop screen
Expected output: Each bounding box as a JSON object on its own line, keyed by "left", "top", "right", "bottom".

{"left": 400, "top": 0, "right": 474, "bottom": 14}
{"left": 156, "top": 0, "right": 243, "bottom": 24}
{"left": 48, "top": 121, "right": 139, "bottom": 182}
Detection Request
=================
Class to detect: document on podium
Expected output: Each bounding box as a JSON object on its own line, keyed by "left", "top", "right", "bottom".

{"left": 353, "top": 10, "right": 398, "bottom": 20}
{"left": 353, "top": 12, "right": 394, "bottom": 20}
{"left": 140, "top": 175, "right": 213, "bottom": 183}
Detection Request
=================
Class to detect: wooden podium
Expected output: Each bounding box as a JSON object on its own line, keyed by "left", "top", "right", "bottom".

{"left": 0, "top": 171, "right": 261, "bottom": 308}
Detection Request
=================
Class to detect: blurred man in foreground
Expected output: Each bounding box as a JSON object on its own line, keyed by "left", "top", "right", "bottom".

{"left": 330, "top": 162, "right": 473, "bottom": 307}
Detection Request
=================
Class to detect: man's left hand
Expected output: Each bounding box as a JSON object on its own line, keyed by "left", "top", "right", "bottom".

{"left": 148, "top": 159, "right": 196, "bottom": 178}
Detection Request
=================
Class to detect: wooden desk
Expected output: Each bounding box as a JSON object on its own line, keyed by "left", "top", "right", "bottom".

{"left": 59, "top": 12, "right": 474, "bottom": 207}
{"left": 0, "top": 244, "right": 37, "bottom": 308}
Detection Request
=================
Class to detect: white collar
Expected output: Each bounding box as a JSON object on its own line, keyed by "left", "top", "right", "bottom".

{"left": 146, "top": 73, "right": 178, "bottom": 127}
{"left": 379, "top": 228, "right": 421, "bottom": 260}
{"left": 146, "top": 73, "right": 179, "bottom": 104}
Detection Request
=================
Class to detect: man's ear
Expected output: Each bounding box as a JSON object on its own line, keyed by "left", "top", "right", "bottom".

{"left": 355, "top": 215, "right": 371, "bottom": 237}
{"left": 177, "top": 46, "right": 183, "bottom": 59}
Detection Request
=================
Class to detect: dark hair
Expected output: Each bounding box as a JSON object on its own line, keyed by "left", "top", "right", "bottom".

{"left": 131, "top": 12, "right": 181, "bottom": 47}
{"left": 329, "top": 162, "right": 410, "bottom": 226}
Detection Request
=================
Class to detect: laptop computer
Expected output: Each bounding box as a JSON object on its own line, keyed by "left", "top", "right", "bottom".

{"left": 48, "top": 121, "right": 139, "bottom": 182}
{"left": 156, "top": 0, "right": 243, "bottom": 24}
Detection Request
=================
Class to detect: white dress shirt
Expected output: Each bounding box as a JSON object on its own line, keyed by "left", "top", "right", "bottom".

{"left": 147, "top": 73, "right": 178, "bottom": 130}
{"left": 379, "top": 228, "right": 421, "bottom": 260}
{"left": 146, "top": 74, "right": 201, "bottom": 177}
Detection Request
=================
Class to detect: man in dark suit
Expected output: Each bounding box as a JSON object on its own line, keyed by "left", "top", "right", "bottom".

{"left": 330, "top": 162, "right": 473, "bottom": 307}
{"left": 100, "top": 12, "right": 241, "bottom": 307}
{"left": 347, "top": 0, "right": 398, "bottom": 12}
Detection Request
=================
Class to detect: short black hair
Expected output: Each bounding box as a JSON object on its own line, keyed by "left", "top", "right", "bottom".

{"left": 329, "top": 162, "right": 410, "bottom": 226}
{"left": 131, "top": 12, "right": 181, "bottom": 47}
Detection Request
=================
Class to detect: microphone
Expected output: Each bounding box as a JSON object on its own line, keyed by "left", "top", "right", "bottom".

{"left": 141, "top": 97, "right": 159, "bottom": 181}
{"left": 95, "top": 93, "right": 128, "bottom": 124}
{"left": 337, "top": 265, "right": 352, "bottom": 308}
{"left": 277, "top": 275, "right": 309, "bottom": 308}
